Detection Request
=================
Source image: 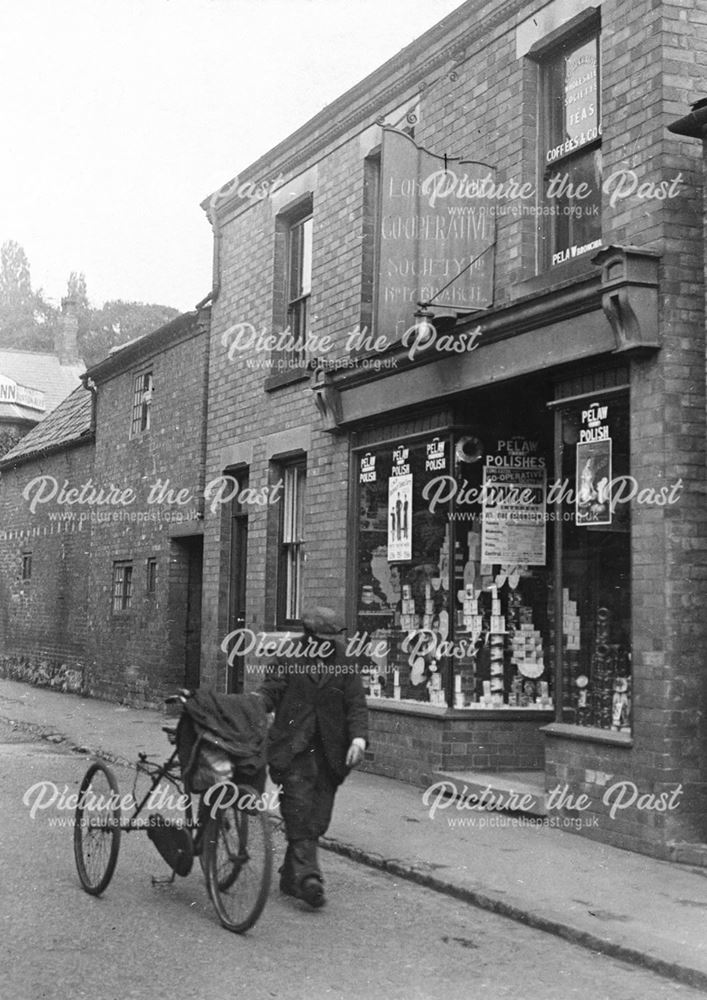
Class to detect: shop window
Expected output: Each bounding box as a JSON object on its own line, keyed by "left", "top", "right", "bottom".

{"left": 146, "top": 557, "right": 157, "bottom": 595}
{"left": 112, "top": 561, "right": 133, "bottom": 612}
{"left": 131, "top": 370, "right": 153, "bottom": 436}
{"left": 539, "top": 27, "right": 602, "bottom": 270}
{"left": 355, "top": 404, "right": 555, "bottom": 710}
{"left": 21, "top": 551, "right": 32, "bottom": 581}
{"left": 277, "top": 460, "right": 306, "bottom": 626}
{"left": 555, "top": 393, "right": 632, "bottom": 732}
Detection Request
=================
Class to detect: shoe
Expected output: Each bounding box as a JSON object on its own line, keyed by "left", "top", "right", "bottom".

{"left": 299, "top": 875, "right": 326, "bottom": 909}
{"left": 280, "top": 878, "right": 299, "bottom": 898}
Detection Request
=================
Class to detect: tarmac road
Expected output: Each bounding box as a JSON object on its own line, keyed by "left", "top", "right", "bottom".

{"left": 0, "top": 719, "right": 702, "bottom": 1000}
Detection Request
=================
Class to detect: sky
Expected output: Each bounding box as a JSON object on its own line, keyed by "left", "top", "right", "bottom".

{"left": 0, "top": 0, "right": 464, "bottom": 313}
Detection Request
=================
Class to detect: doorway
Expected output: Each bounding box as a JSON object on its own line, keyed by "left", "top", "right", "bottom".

{"left": 227, "top": 469, "right": 249, "bottom": 693}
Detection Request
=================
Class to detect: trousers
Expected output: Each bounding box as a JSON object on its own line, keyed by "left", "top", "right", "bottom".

{"left": 272, "top": 740, "right": 339, "bottom": 886}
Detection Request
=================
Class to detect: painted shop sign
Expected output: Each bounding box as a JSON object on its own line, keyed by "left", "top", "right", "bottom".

{"left": 377, "top": 127, "right": 495, "bottom": 339}
{"left": 0, "top": 375, "right": 45, "bottom": 412}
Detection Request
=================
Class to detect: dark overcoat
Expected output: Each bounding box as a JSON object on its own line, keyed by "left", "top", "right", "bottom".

{"left": 257, "top": 634, "right": 369, "bottom": 784}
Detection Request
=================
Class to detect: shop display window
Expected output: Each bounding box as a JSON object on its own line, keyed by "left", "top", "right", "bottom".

{"left": 356, "top": 436, "right": 452, "bottom": 705}
{"left": 556, "top": 393, "right": 632, "bottom": 732}
{"left": 354, "top": 397, "right": 556, "bottom": 711}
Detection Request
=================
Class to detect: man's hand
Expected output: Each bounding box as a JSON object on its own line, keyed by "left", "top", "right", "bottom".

{"left": 345, "top": 739, "right": 365, "bottom": 768}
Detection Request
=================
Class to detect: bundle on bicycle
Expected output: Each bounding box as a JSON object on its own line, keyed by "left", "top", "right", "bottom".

{"left": 73, "top": 689, "right": 273, "bottom": 933}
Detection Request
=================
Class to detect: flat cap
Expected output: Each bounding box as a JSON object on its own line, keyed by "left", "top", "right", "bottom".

{"left": 301, "top": 606, "right": 346, "bottom": 635}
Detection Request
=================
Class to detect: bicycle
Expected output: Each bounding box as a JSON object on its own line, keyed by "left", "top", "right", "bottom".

{"left": 73, "top": 689, "right": 273, "bottom": 933}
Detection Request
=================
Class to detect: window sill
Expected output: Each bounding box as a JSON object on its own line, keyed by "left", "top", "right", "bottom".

{"left": 367, "top": 697, "right": 554, "bottom": 721}
{"left": 541, "top": 722, "right": 633, "bottom": 747}
{"left": 264, "top": 368, "right": 311, "bottom": 392}
{"left": 509, "top": 256, "right": 598, "bottom": 303}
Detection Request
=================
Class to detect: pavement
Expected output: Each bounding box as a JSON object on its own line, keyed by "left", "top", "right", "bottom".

{"left": 1, "top": 677, "right": 706, "bottom": 992}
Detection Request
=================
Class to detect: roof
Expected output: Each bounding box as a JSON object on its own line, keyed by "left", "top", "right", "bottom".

{"left": 85, "top": 306, "right": 209, "bottom": 382}
{"left": 0, "top": 349, "right": 85, "bottom": 422}
{"left": 0, "top": 385, "right": 93, "bottom": 469}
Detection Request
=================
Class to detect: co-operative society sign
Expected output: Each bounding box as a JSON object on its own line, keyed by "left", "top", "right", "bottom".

{"left": 376, "top": 127, "right": 495, "bottom": 340}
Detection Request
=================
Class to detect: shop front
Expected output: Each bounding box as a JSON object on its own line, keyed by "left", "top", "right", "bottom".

{"left": 305, "top": 246, "right": 659, "bottom": 802}
{"left": 346, "top": 363, "right": 632, "bottom": 787}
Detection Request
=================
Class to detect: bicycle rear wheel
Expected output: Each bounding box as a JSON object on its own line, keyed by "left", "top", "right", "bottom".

{"left": 73, "top": 760, "right": 122, "bottom": 895}
{"left": 203, "top": 786, "right": 272, "bottom": 933}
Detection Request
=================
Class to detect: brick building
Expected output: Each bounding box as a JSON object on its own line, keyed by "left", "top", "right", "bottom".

{"left": 0, "top": 307, "right": 210, "bottom": 702}
{"left": 199, "top": 0, "right": 707, "bottom": 860}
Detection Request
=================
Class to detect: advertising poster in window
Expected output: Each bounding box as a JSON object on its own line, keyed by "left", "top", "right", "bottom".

{"left": 576, "top": 401, "right": 613, "bottom": 526}
{"left": 388, "top": 473, "right": 413, "bottom": 562}
{"left": 481, "top": 467, "right": 547, "bottom": 566}
{"left": 576, "top": 438, "right": 612, "bottom": 525}
{"left": 480, "top": 440, "right": 547, "bottom": 566}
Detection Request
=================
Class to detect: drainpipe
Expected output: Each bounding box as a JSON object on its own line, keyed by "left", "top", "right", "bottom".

{"left": 79, "top": 373, "right": 97, "bottom": 436}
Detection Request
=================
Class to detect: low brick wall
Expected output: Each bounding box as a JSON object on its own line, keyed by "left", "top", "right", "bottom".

{"left": 361, "top": 702, "right": 550, "bottom": 787}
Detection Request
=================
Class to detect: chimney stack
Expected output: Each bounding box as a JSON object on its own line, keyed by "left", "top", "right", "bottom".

{"left": 58, "top": 295, "right": 80, "bottom": 364}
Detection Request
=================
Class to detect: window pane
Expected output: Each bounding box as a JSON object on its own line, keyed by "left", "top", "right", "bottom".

{"left": 558, "top": 396, "right": 631, "bottom": 732}
{"left": 294, "top": 465, "right": 305, "bottom": 542}
{"left": 545, "top": 148, "right": 602, "bottom": 266}
{"left": 563, "top": 38, "right": 599, "bottom": 148}
{"left": 546, "top": 35, "right": 600, "bottom": 161}
{"left": 300, "top": 217, "right": 312, "bottom": 297}
{"left": 288, "top": 223, "right": 302, "bottom": 301}
{"left": 279, "top": 462, "right": 306, "bottom": 623}
{"left": 288, "top": 216, "right": 312, "bottom": 303}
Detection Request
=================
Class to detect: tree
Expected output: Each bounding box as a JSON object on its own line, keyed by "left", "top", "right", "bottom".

{"left": 0, "top": 243, "right": 180, "bottom": 363}
{"left": 0, "top": 241, "right": 32, "bottom": 308}
{"left": 80, "top": 300, "right": 180, "bottom": 367}
{"left": 0, "top": 240, "right": 57, "bottom": 351}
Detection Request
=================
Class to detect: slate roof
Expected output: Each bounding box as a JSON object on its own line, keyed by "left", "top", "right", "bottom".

{"left": 0, "top": 385, "right": 93, "bottom": 469}
{"left": 0, "top": 349, "right": 85, "bottom": 423}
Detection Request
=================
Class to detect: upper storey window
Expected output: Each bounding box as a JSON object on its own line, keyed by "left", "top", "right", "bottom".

{"left": 540, "top": 29, "right": 602, "bottom": 269}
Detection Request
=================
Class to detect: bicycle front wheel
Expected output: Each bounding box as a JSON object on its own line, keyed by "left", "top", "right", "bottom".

{"left": 73, "top": 760, "right": 122, "bottom": 895}
{"left": 203, "top": 786, "right": 272, "bottom": 933}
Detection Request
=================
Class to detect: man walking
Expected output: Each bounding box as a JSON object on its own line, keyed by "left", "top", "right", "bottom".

{"left": 257, "top": 606, "right": 368, "bottom": 908}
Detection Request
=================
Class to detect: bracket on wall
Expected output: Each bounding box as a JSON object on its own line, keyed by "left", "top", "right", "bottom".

{"left": 310, "top": 365, "right": 343, "bottom": 432}
{"left": 592, "top": 245, "right": 661, "bottom": 355}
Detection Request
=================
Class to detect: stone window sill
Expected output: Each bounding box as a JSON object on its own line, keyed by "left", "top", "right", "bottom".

{"left": 541, "top": 722, "right": 633, "bottom": 747}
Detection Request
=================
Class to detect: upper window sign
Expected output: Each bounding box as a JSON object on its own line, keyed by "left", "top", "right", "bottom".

{"left": 546, "top": 36, "right": 600, "bottom": 163}
{"left": 541, "top": 31, "right": 602, "bottom": 269}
